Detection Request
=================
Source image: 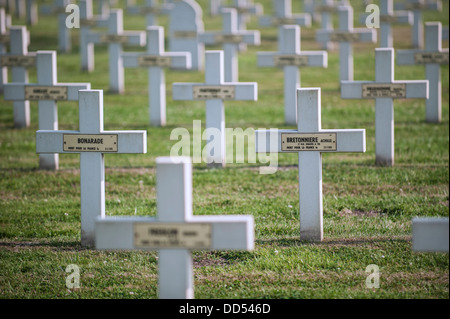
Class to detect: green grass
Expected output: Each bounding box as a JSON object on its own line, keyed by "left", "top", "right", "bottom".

{"left": 0, "top": 0, "right": 448, "bottom": 299}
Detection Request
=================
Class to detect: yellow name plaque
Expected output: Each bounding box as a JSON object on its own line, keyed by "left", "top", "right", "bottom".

{"left": 25, "top": 86, "right": 68, "bottom": 101}
{"left": 362, "top": 83, "right": 406, "bottom": 98}
{"left": 63, "top": 134, "right": 118, "bottom": 152}
{"left": 138, "top": 56, "right": 172, "bottom": 67}
{"left": 281, "top": 133, "right": 337, "bottom": 152}
{"left": 414, "top": 52, "right": 449, "bottom": 64}
{"left": 274, "top": 55, "right": 309, "bottom": 67}
{"left": 134, "top": 223, "right": 212, "bottom": 249}
{"left": 0, "top": 55, "right": 36, "bottom": 68}
{"left": 193, "top": 86, "right": 235, "bottom": 100}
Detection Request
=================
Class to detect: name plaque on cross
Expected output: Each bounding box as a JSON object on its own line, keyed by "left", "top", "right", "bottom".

{"left": 137, "top": 55, "right": 172, "bottom": 67}
{"left": 215, "top": 34, "right": 244, "bottom": 44}
{"left": 0, "top": 55, "right": 36, "bottom": 68}
{"left": 361, "top": 83, "right": 406, "bottom": 98}
{"left": 24, "top": 86, "right": 68, "bottom": 100}
{"left": 193, "top": 85, "right": 235, "bottom": 99}
{"left": 281, "top": 133, "right": 337, "bottom": 151}
{"left": 134, "top": 223, "right": 212, "bottom": 249}
{"left": 274, "top": 55, "right": 309, "bottom": 67}
{"left": 414, "top": 52, "right": 449, "bottom": 64}
{"left": 99, "top": 34, "right": 129, "bottom": 44}
{"left": 63, "top": 134, "right": 118, "bottom": 152}
{"left": 173, "top": 31, "right": 198, "bottom": 38}
{"left": 329, "top": 32, "right": 360, "bottom": 42}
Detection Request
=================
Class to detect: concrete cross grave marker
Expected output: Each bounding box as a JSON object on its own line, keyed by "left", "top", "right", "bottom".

{"left": 169, "top": 0, "right": 204, "bottom": 71}
{"left": 86, "top": 9, "right": 146, "bottom": 94}
{"left": 122, "top": 26, "right": 191, "bottom": 126}
{"left": 36, "top": 90, "right": 147, "bottom": 247}
{"left": 219, "top": 0, "right": 263, "bottom": 51}
{"left": 4, "top": 51, "right": 91, "bottom": 170}
{"left": 40, "top": 0, "right": 72, "bottom": 53}
{"left": 95, "top": 156, "right": 254, "bottom": 299}
{"left": 259, "top": 0, "right": 311, "bottom": 43}
{"left": 412, "top": 217, "right": 449, "bottom": 252}
{"left": 255, "top": 88, "right": 366, "bottom": 242}
{"left": 172, "top": 50, "right": 257, "bottom": 168}
{"left": 316, "top": 5, "right": 376, "bottom": 82}
{"left": 0, "top": 26, "right": 36, "bottom": 128}
{"left": 395, "top": 0, "right": 442, "bottom": 48}
{"left": 258, "top": 25, "right": 327, "bottom": 125}
{"left": 360, "top": 0, "right": 413, "bottom": 48}
{"left": 308, "top": 0, "right": 343, "bottom": 50}
{"left": 397, "top": 22, "right": 448, "bottom": 123}
{"left": 25, "top": 0, "right": 38, "bottom": 25}
{"left": 341, "top": 48, "right": 428, "bottom": 166}
{"left": 0, "top": 8, "right": 10, "bottom": 93}
{"left": 199, "top": 8, "right": 260, "bottom": 82}
{"left": 79, "top": 0, "right": 109, "bottom": 72}
{"left": 127, "top": 0, "right": 173, "bottom": 27}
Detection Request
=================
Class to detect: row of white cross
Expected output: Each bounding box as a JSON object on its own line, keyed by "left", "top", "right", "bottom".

{"left": 0, "top": 0, "right": 448, "bottom": 299}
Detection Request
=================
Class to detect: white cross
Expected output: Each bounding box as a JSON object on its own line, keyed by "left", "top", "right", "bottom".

{"left": 25, "top": 0, "right": 38, "bottom": 26}
{"left": 258, "top": 25, "right": 327, "bottom": 125}
{"left": 397, "top": 22, "right": 448, "bottom": 123}
{"left": 255, "top": 88, "right": 366, "bottom": 242}
{"left": 341, "top": 48, "right": 428, "bottom": 166}
{"left": 199, "top": 8, "right": 260, "bottom": 82}
{"left": 218, "top": 0, "right": 263, "bottom": 51}
{"left": 0, "top": 8, "right": 10, "bottom": 93}
{"left": 307, "top": 0, "right": 342, "bottom": 50}
{"left": 316, "top": 5, "right": 376, "bottom": 82}
{"left": 40, "top": 0, "right": 72, "bottom": 53}
{"left": 259, "top": 0, "right": 311, "bottom": 43}
{"left": 360, "top": 0, "right": 412, "bottom": 48}
{"left": 122, "top": 26, "right": 191, "bottom": 127}
{"left": 169, "top": 0, "right": 205, "bottom": 71}
{"left": 0, "top": 25, "right": 35, "bottom": 128}
{"left": 4, "top": 50, "right": 91, "bottom": 170}
{"left": 172, "top": 50, "right": 257, "bottom": 168}
{"left": 95, "top": 156, "right": 254, "bottom": 299}
{"left": 86, "top": 9, "right": 145, "bottom": 94}
{"left": 79, "top": 0, "right": 109, "bottom": 72}
{"left": 395, "top": 0, "right": 442, "bottom": 48}
{"left": 412, "top": 217, "right": 449, "bottom": 252}
{"left": 127, "top": 0, "right": 173, "bottom": 27}
{"left": 36, "top": 90, "right": 147, "bottom": 247}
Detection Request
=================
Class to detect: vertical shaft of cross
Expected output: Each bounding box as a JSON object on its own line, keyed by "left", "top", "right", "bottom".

{"left": 10, "top": 26, "right": 30, "bottom": 128}
{"left": 37, "top": 51, "right": 59, "bottom": 170}
{"left": 156, "top": 158, "right": 194, "bottom": 299}
{"left": 109, "top": 10, "right": 124, "bottom": 94}
{"left": 205, "top": 51, "right": 226, "bottom": 167}
{"left": 280, "top": 26, "right": 300, "bottom": 125}
{"left": 297, "top": 89, "right": 323, "bottom": 241}
{"left": 375, "top": 49, "right": 394, "bottom": 166}
{"left": 338, "top": 6, "right": 353, "bottom": 82}
{"left": 425, "top": 23, "right": 442, "bottom": 123}
{"left": 79, "top": 91, "right": 105, "bottom": 247}
{"left": 148, "top": 27, "right": 166, "bottom": 126}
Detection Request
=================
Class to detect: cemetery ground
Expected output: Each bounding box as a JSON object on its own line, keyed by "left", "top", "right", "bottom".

{"left": 0, "top": 0, "right": 448, "bottom": 299}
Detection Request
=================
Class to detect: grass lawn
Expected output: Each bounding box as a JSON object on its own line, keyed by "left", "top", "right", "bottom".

{"left": 0, "top": 0, "right": 448, "bottom": 301}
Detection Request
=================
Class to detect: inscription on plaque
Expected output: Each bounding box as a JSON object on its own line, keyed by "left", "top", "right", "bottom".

{"left": 330, "top": 32, "right": 360, "bottom": 42}
{"left": 173, "top": 31, "right": 197, "bottom": 38}
{"left": 193, "top": 86, "right": 235, "bottom": 99}
{"left": 100, "top": 34, "right": 129, "bottom": 44}
{"left": 25, "top": 86, "right": 68, "bottom": 100}
{"left": 281, "top": 133, "right": 337, "bottom": 151}
{"left": 215, "top": 34, "right": 244, "bottom": 44}
{"left": 134, "top": 223, "right": 212, "bottom": 249}
{"left": 274, "top": 55, "right": 309, "bottom": 67}
{"left": 0, "top": 54, "right": 36, "bottom": 68}
{"left": 414, "top": 52, "right": 449, "bottom": 64}
{"left": 138, "top": 55, "right": 172, "bottom": 67}
{"left": 63, "top": 134, "right": 118, "bottom": 152}
{"left": 362, "top": 83, "right": 406, "bottom": 98}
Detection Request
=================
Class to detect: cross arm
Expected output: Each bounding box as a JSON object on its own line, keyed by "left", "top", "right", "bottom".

{"left": 3, "top": 83, "right": 91, "bottom": 101}
{"left": 341, "top": 80, "right": 429, "bottom": 99}
{"left": 397, "top": 48, "right": 449, "bottom": 65}
{"left": 259, "top": 14, "right": 311, "bottom": 27}
{"left": 36, "top": 130, "right": 147, "bottom": 154}
{"left": 316, "top": 29, "right": 376, "bottom": 43}
{"left": 95, "top": 215, "right": 254, "bottom": 250}
{"left": 255, "top": 129, "right": 366, "bottom": 153}
{"left": 122, "top": 52, "right": 192, "bottom": 69}
{"left": 86, "top": 31, "right": 146, "bottom": 46}
{"left": 172, "top": 83, "right": 257, "bottom": 101}
{"left": 359, "top": 11, "right": 413, "bottom": 25}
{"left": 257, "top": 51, "right": 328, "bottom": 68}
